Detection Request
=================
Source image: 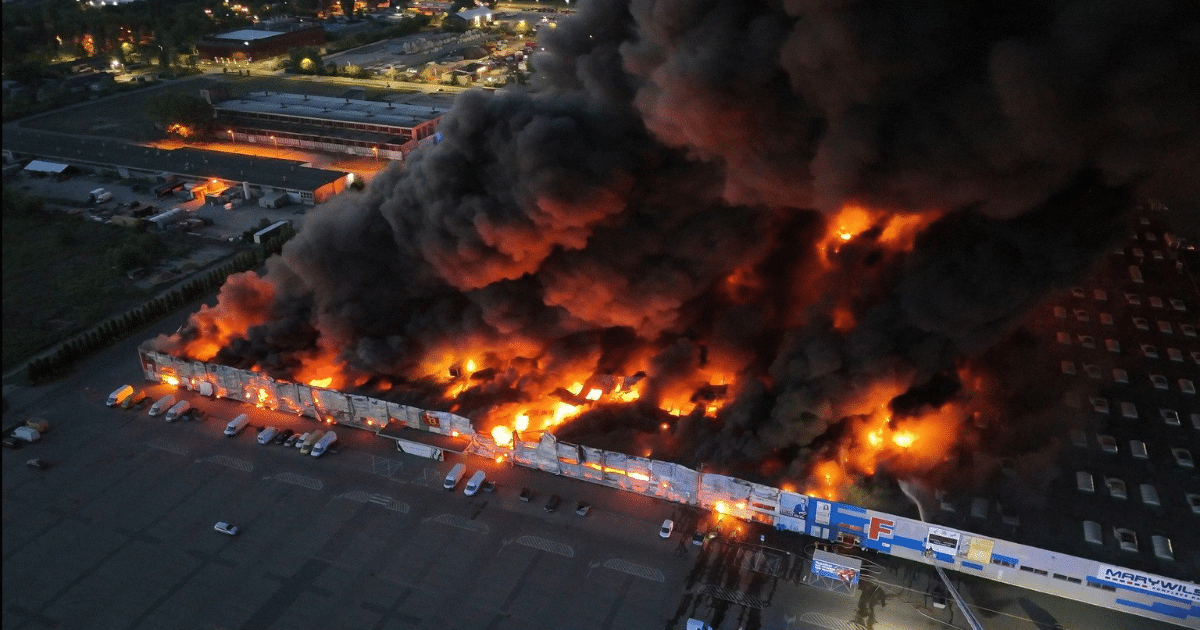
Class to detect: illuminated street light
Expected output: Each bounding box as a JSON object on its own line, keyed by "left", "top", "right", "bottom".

{"left": 227, "top": 129, "right": 235, "bottom": 143}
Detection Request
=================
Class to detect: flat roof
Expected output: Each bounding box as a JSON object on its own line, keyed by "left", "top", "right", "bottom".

{"left": 2, "top": 130, "right": 348, "bottom": 193}
{"left": 212, "top": 29, "right": 289, "bottom": 41}
{"left": 215, "top": 92, "right": 450, "bottom": 130}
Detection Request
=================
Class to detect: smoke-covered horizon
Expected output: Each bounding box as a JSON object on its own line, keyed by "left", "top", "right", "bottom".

{"left": 154, "top": 0, "right": 1199, "bottom": 505}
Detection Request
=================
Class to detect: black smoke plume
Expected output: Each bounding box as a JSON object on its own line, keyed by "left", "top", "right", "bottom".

{"left": 156, "top": 0, "right": 1198, "bottom": 504}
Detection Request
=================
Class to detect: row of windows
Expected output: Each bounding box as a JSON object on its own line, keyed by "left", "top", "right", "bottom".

{"left": 1063, "top": 288, "right": 1188, "bottom": 312}
{"left": 1054, "top": 308, "right": 1197, "bottom": 338}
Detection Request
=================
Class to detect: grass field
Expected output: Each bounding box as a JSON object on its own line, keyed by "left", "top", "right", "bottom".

{"left": 1, "top": 194, "right": 197, "bottom": 371}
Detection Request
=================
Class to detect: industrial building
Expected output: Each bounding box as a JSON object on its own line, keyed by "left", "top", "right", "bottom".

{"left": 196, "top": 21, "right": 325, "bottom": 63}
{"left": 203, "top": 89, "right": 448, "bottom": 161}
{"left": 134, "top": 208, "right": 1199, "bottom": 627}
{"left": 1, "top": 130, "right": 349, "bottom": 205}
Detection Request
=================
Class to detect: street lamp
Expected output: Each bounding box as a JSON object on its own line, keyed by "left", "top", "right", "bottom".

{"left": 227, "top": 129, "right": 235, "bottom": 143}
{"left": 270, "top": 135, "right": 277, "bottom": 149}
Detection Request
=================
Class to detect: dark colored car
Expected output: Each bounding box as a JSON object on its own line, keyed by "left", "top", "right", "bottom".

{"left": 544, "top": 494, "right": 561, "bottom": 512}
{"left": 519, "top": 487, "right": 533, "bottom": 502}
{"left": 27, "top": 458, "right": 49, "bottom": 469}
{"left": 481, "top": 480, "right": 497, "bottom": 493}
{"left": 185, "top": 408, "right": 206, "bottom": 421}
{"left": 284, "top": 434, "right": 300, "bottom": 448}
{"left": 274, "top": 429, "right": 295, "bottom": 445}
{"left": 575, "top": 501, "right": 591, "bottom": 516}
{"left": 692, "top": 532, "right": 705, "bottom": 546}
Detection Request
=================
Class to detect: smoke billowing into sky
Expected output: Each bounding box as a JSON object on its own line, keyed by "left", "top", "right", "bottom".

{"left": 156, "top": 0, "right": 1200, "bottom": 505}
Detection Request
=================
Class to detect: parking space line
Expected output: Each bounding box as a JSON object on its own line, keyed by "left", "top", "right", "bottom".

{"left": 602, "top": 559, "right": 664, "bottom": 582}
{"left": 274, "top": 472, "right": 323, "bottom": 491}
{"left": 697, "top": 584, "right": 765, "bottom": 609}
{"left": 340, "top": 490, "right": 410, "bottom": 513}
{"left": 198, "top": 455, "right": 253, "bottom": 472}
{"left": 515, "top": 535, "right": 574, "bottom": 558}
{"left": 799, "top": 612, "right": 871, "bottom": 630}
{"left": 431, "top": 513, "right": 489, "bottom": 534}
{"left": 148, "top": 439, "right": 188, "bottom": 456}
{"left": 356, "top": 453, "right": 405, "bottom": 478}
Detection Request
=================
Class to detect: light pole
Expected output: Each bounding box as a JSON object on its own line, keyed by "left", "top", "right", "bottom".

{"left": 270, "top": 135, "right": 278, "bottom": 149}
{"left": 227, "top": 129, "right": 235, "bottom": 143}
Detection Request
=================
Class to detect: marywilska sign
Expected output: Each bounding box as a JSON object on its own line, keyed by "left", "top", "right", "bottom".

{"left": 1096, "top": 565, "right": 1200, "bottom": 603}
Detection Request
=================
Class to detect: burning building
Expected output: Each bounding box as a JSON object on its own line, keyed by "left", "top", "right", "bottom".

{"left": 150, "top": 0, "right": 1200, "bottom": 506}
{"left": 143, "top": 3, "right": 1200, "bottom": 618}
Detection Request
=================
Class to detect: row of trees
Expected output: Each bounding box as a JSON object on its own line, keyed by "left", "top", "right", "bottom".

{"left": 3, "top": 0, "right": 246, "bottom": 70}
{"left": 26, "top": 232, "right": 295, "bottom": 384}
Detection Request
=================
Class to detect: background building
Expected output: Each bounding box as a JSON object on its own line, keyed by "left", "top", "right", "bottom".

{"left": 196, "top": 22, "right": 325, "bottom": 63}
{"left": 203, "top": 89, "right": 448, "bottom": 161}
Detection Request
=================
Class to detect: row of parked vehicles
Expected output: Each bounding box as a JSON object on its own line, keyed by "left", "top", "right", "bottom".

{"left": 107, "top": 385, "right": 336, "bottom": 457}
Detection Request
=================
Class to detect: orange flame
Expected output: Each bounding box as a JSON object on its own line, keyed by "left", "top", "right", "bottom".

{"left": 585, "top": 388, "right": 603, "bottom": 401}
{"left": 492, "top": 425, "right": 513, "bottom": 447}
{"left": 308, "top": 377, "right": 332, "bottom": 388}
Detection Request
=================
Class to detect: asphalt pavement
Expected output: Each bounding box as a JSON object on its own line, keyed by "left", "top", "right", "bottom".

{"left": 2, "top": 310, "right": 1179, "bottom": 630}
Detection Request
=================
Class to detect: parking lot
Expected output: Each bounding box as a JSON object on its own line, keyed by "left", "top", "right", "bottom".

{"left": 13, "top": 169, "right": 307, "bottom": 244}
{"left": 2, "top": 311, "right": 1178, "bottom": 630}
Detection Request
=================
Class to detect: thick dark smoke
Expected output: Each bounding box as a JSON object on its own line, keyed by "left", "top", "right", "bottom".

{"left": 159, "top": 0, "right": 1198, "bottom": 505}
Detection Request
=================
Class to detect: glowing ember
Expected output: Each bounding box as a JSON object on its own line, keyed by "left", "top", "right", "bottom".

{"left": 713, "top": 501, "right": 727, "bottom": 514}
{"left": 585, "top": 388, "right": 602, "bottom": 401}
{"left": 567, "top": 382, "right": 584, "bottom": 396}
{"left": 492, "top": 425, "right": 513, "bottom": 447}
{"left": 162, "top": 376, "right": 180, "bottom": 386}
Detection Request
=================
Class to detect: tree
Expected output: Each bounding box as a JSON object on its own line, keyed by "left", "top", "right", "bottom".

{"left": 339, "top": 0, "right": 354, "bottom": 17}
{"left": 145, "top": 93, "right": 214, "bottom": 134}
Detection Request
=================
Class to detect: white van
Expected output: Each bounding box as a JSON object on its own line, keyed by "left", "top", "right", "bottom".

{"left": 164, "top": 400, "right": 191, "bottom": 422}
{"left": 464, "top": 470, "right": 486, "bottom": 496}
{"left": 443, "top": 463, "right": 467, "bottom": 490}
{"left": 148, "top": 394, "right": 176, "bottom": 416}
{"left": 224, "top": 414, "right": 249, "bottom": 436}
{"left": 311, "top": 431, "right": 337, "bottom": 457}
{"left": 107, "top": 384, "right": 134, "bottom": 407}
{"left": 257, "top": 427, "right": 278, "bottom": 444}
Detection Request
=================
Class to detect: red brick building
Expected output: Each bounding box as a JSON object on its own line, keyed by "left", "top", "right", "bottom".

{"left": 197, "top": 22, "right": 325, "bottom": 63}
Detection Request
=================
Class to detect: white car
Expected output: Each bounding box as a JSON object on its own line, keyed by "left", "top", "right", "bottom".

{"left": 660, "top": 519, "right": 674, "bottom": 539}
{"left": 214, "top": 522, "right": 239, "bottom": 536}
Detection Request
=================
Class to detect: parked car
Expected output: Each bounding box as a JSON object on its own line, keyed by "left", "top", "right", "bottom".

{"left": 184, "top": 408, "right": 206, "bottom": 421}
{"left": 214, "top": 522, "right": 239, "bottom": 536}
{"left": 481, "top": 480, "right": 497, "bottom": 493}
{"left": 274, "top": 429, "right": 295, "bottom": 445}
{"left": 284, "top": 434, "right": 300, "bottom": 448}
{"left": 575, "top": 501, "right": 591, "bottom": 516}
{"left": 544, "top": 494, "right": 562, "bottom": 512}
{"left": 26, "top": 458, "right": 49, "bottom": 470}
{"left": 295, "top": 432, "right": 310, "bottom": 448}
{"left": 660, "top": 519, "right": 674, "bottom": 538}
{"left": 692, "top": 532, "right": 705, "bottom": 546}
{"left": 519, "top": 487, "right": 533, "bottom": 502}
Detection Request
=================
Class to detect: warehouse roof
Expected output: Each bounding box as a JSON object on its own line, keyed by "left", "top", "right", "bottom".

{"left": 2, "top": 130, "right": 348, "bottom": 193}
{"left": 215, "top": 92, "right": 450, "bottom": 130}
